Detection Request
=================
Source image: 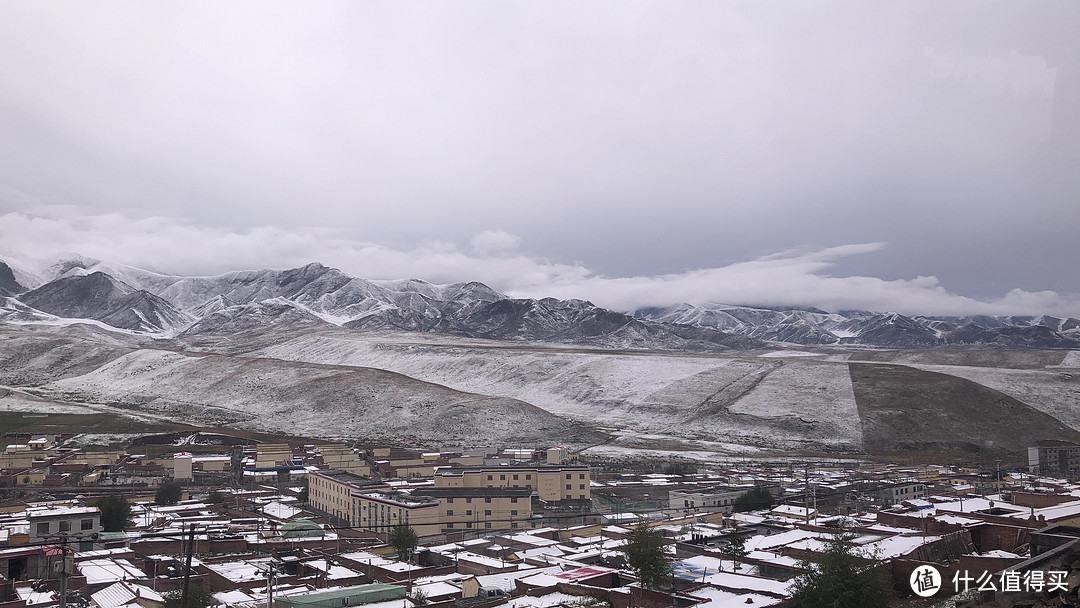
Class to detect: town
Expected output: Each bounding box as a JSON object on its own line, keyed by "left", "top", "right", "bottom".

{"left": 1, "top": 433, "right": 1079, "bottom": 608}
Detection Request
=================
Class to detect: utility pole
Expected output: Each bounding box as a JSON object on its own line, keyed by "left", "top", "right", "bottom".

{"left": 180, "top": 524, "right": 196, "bottom": 608}
{"left": 804, "top": 463, "right": 810, "bottom": 525}
{"left": 258, "top": 562, "right": 278, "bottom": 608}
{"left": 57, "top": 533, "right": 71, "bottom": 608}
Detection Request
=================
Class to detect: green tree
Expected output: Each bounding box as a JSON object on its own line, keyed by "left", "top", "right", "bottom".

{"left": 155, "top": 480, "right": 183, "bottom": 505}
{"left": 163, "top": 582, "right": 216, "bottom": 608}
{"left": 388, "top": 524, "right": 418, "bottom": 561}
{"left": 727, "top": 532, "right": 748, "bottom": 571}
{"left": 787, "top": 531, "right": 894, "bottom": 608}
{"left": 207, "top": 490, "right": 224, "bottom": 504}
{"left": 621, "top": 520, "right": 672, "bottom": 590}
{"left": 94, "top": 494, "right": 131, "bottom": 532}
{"left": 297, "top": 477, "right": 309, "bottom": 503}
{"left": 733, "top": 486, "right": 774, "bottom": 512}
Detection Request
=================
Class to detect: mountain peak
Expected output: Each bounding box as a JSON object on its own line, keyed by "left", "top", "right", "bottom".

{"left": 0, "top": 261, "right": 26, "bottom": 297}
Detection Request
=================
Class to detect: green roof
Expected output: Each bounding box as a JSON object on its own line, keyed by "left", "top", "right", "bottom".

{"left": 279, "top": 519, "right": 324, "bottom": 538}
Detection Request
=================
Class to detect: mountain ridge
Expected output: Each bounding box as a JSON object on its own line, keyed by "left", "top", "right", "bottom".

{"left": 3, "top": 255, "right": 1079, "bottom": 350}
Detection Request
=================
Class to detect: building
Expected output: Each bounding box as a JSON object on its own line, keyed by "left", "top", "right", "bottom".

{"left": 275, "top": 583, "right": 406, "bottom": 608}
{"left": 318, "top": 444, "right": 370, "bottom": 476}
{"left": 434, "top": 466, "right": 591, "bottom": 502}
{"left": 668, "top": 486, "right": 751, "bottom": 514}
{"left": 876, "top": 482, "right": 926, "bottom": 506}
{"left": 26, "top": 504, "right": 100, "bottom": 547}
{"left": 412, "top": 487, "right": 534, "bottom": 533}
{"left": 173, "top": 453, "right": 193, "bottom": 482}
{"left": 353, "top": 491, "right": 441, "bottom": 535}
{"left": 1029, "top": 441, "right": 1080, "bottom": 476}
{"left": 308, "top": 470, "right": 383, "bottom": 524}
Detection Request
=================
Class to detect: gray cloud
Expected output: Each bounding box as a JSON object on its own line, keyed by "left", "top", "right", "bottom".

{"left": 0, "top": 2, "right": 1077, "bottom": 310}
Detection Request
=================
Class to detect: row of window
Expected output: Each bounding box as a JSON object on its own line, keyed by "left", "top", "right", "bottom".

{"left": 481, "top": 473, "right": 588, "bottom": 481}
{"left": 446, "top": 509, "right": 520, "bottom": 516}
{"left": 36, "top": 519, "right": 95, "bottom": 534}
{"left": 447, "top": 496, "right": 520, "bottom": 504}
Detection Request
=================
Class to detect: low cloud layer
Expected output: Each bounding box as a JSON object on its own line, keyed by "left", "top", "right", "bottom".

{"left": 2, "top": 209, "right": 1077, "bottom": 318}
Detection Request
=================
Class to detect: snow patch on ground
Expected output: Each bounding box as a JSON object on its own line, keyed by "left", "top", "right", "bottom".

{"left": 0, "top": 391, "right": 95, "bottom": 414}
{"left": 715, "top": 360, "right": 862, "bottom": 449}
{"left": 911, "top": 364, "right": 1080, "bottom": 430}
{"left": 255, "top": 334, "right": 731, "bottom": 429}
{"left": 1061, "top": 351, "right": 1080, "bottom": 368}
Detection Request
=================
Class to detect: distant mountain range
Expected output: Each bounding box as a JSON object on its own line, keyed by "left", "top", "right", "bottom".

{"left": 2, "top": 256, "right": 1079, "bottom": 350}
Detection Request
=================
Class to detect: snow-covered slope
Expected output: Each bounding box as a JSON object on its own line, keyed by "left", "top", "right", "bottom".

{"left": 19, "top": 272, "right": 193, "bottom": 333}
{"left": 635, "top": 303, "right": 1080, "bottom": 349}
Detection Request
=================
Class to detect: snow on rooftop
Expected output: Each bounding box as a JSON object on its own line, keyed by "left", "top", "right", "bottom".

{"left": 687, "top": 585, "right": 783, "bottom": 607}
{"left": 78, "top": 559, "right": 147, "bottom": 585}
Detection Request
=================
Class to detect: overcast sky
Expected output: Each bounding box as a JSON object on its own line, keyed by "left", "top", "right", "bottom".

{"left": 1, "top": 2, "right": 1078, "bottom": 316}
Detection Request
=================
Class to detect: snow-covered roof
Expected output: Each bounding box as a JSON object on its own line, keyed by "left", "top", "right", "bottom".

{"left": 91, "top": 581, "right": 165, "bottom": 608}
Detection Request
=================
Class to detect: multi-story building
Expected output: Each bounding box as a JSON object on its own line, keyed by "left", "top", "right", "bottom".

{"left": 1029, "top": 441, "right": 1080, "bottom": 477}
{"left": 875, "top": 481, "right": 926, "bottom": 506}
{"left": 413, "top": 487, "right": 534, "bottom": 533}
{"left": 434, "top": 466, "right": 590, "bottom": 502}
{"left": 308, "top": 470, "right": 383, "bottom": 524}
{"left": 354, "top": 487, "right": 534, "bottom": 535}
{"left": 27, "top": 504, "right": 100, "bottom": 548}
{"left": 353, "top": 491, "right": 441, "bottom": 535}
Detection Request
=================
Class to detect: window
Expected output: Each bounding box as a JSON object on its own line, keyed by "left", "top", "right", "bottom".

{"left": 566, "top": 474, "right": 571, "bottom": 479}
{"left": 511, "top": 510, "right": 518, "bottom": 516}
{"left": 580, "top": 495, "right": 586, "bottom": 499}
{"left": 566, "top": 484, "right": 572, "bottom": 490}
{"left": 485, "top": 510, "right": 492, "bottom": 516}
{"left": 447, "top": 523, "right": 455, "bottom": 529}
{"left": 513, "top": 474, "right": 519, "bottom": 480}
{"left": 466, "top": 510, "right": 473, "bottom": 516}
{"left": 36, "top": 522, "right": 49, "bottom": 534}
{"left": 59, "top": 521, "right": 70, "bottom": 532}
{"left": 466, "top": 522, "right": 473, "bottom": 529}
{"left": 526, "top": 475, "right": 531, "bottom": 480}
{"left": 487, "top": 475, "right": 493, "bottom": 481}
{"left": 500, "top": 475, "right": 506, "bottom": 480}
{"left": 466, "top": 497, "right": 472, "bottom": 503}
{"left": 485, "top": 522, "right": 492, "bottom": 529}
{"left": 511, "top": 523, "right": 519, "bottom": 529}
{"left": 511, "top": 497, "right": 518, "bottom": 503}
{"left": 579, "top": 484, "right": 585, "bottom": 490}
{"left": 447, "top": 497, "right": 454, "bottom": 504}
{"left": 485, "top": 497, "right": 492, "bottom": 503}
{"left": 447, "top": 510, "right": 454, "bottom": 516}
{"left": 81, "top": 519, "right": 93, "bottom": 530}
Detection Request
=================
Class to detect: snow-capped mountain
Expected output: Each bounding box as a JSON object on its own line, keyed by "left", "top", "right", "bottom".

{"left": 2, "top": 255, "right": 1079, "bottom": 349}
{"left": 18, "top": 272, "right": 193, "bottom": 333}
{"left": 0, "top": 261, "right": 25, "bottom": 297}
{"left": 634, "top": 303, "right": 1080, "bottom": 349}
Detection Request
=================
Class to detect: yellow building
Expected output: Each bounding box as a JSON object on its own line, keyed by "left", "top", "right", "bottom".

{"left": 256, "top": 443, "right": 295, "bottom": 468}
{"left": 434, "top": 466, "right": 591, "bottom": 502}
{"left": 353, "top": 491, "right": 441, "bottom": 535}
{"left": 309, "top": 470, "right": 384, "bottom": 523}
{"left": 318, "top": 445, "right": 371, "bottom": 476}
{"left": 354, "top": 487, "right": 534, "bottom": 536}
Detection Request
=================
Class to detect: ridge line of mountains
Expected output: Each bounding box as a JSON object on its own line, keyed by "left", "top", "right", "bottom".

{"left": 1, "top": 256, "right": 1078, "bottom": 350}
